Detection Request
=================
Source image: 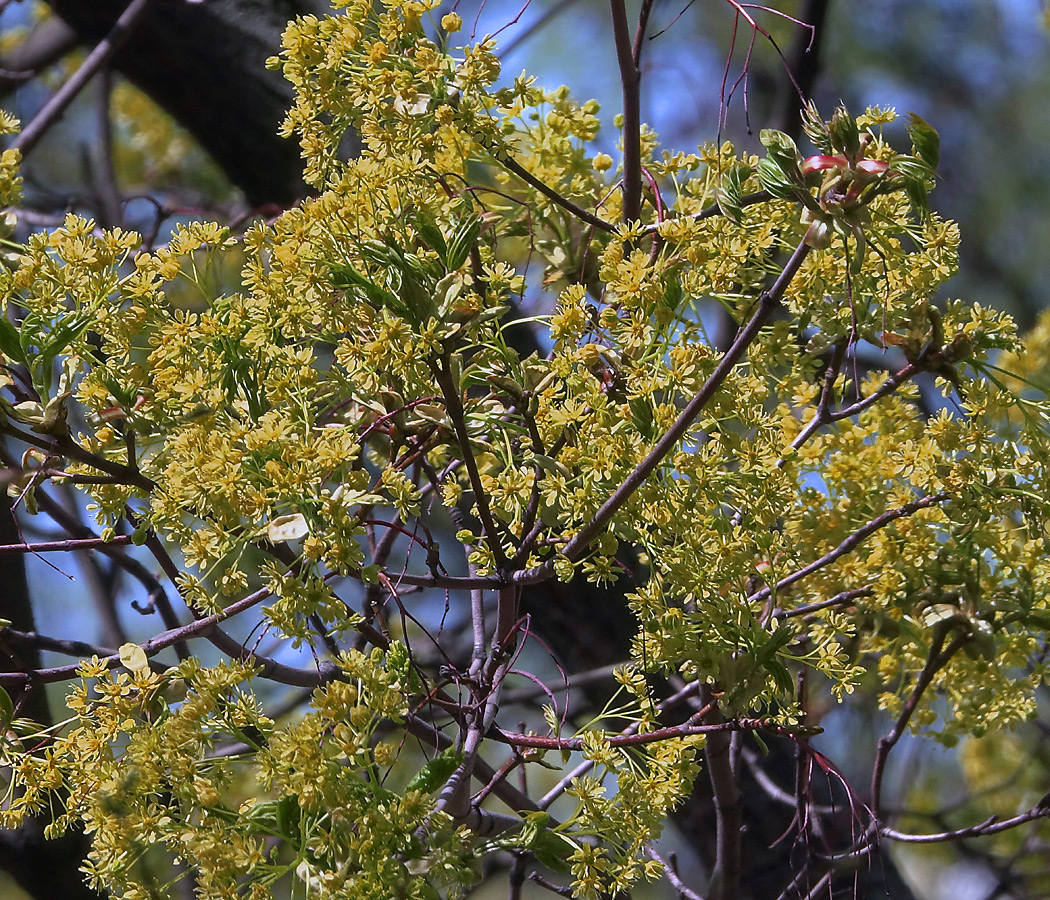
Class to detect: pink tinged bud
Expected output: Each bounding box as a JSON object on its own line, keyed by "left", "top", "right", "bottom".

{"left": 846, "top": 159, "right": 891, "bottom": 203}
{"left": 801, "top": 154, "right": 848, "bottom": 175}
{"left": 855, "top": 159, "right": 890, "bottom": 176}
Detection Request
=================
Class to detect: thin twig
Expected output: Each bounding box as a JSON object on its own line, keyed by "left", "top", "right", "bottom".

{"left": 495, "top": 713, "right": 803, "bottom": 751}
{"left": 639, "top": 190, "right": 771, "bottom": 236}
{"left": 5, "top": 427, "right": 155, "bottom": 491}
{"left": 0, "top": 585, "right": 329, "bottom": 687}
{"left": 771, "top": 586, "right": 874, "bottom": 621}
{"left": 649, "top": 847, "right": 706, "bottom": 900}
{"left": 870, "top": 629, "right": 972, "bottom": 818}
{"left": 790, "top": 360, "right": 924, "bottom": 451}
{"left": 528, "top": 872, "right": 574, "bottom": 897}
{"left": 747, "top": 494, "right": 950, "bottom": 606}
{"left": 493, "top": 148, "right": 618, "bottom": 233}
{"left": 632, "top": 0, "right": 656, "bottom": 67}
{"left": 0, "top": 534, "right": 132, "bottom": 554}
{"left": 93, "top": 66, "right": 122, "bottom": 227}
{"left": 880, "top": 806, "right": 1050, "bottom": 844}
{"left": 433, "top": 354, "right": 511, "bottom": 574}
{"left": 537, "top": 680, "right": 707, "bottom": 809}
{"left": 502, "top": 662, "right": 625, "bottom": 704}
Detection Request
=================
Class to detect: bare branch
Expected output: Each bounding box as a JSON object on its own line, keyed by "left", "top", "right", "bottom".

{"left": 870, "top": 629, "right": 972, "bottom": 818}
{"left": 610, "top": 0, "right": 641, "bottom": 223}
{"left": 881, "top": 806, "right": 1050, "bottom": 844}
{"left": 12, "top": 0, "right": 154, "bottom": 158}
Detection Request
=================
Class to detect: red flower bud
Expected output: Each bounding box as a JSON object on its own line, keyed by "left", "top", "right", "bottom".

{"left": 801, "top": 154, "right": 847, "bottom": 175}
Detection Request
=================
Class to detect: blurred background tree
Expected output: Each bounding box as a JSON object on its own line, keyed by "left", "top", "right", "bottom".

{"left": 3, "top": 2, "right": 1050, "bottom": 900}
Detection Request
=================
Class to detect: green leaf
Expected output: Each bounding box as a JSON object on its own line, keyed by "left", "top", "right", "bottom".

{"left": 828, "top": 106, "right": 860, "bottom": 159}
{"left": 752, "top": 731, "right": 770, "bottom": 756}
{"left": 767, "top": 658, "right": 794, "bottom": 696}
{"left": 0, "top": 685, "right": 12, "bottom": 728}
{"left": 276, "top": 794, "right": 302, "bottom": 842}
{"left": 531, "top": 829, "right": 573, "bottom": 874}
{"left": 330, "top": 262, "right": 410, "bottom": 318}
{"left": 756, "top": 158, "right": 802, "bottom": 202}
{"left": 906, "top": 113, "right": 940, "bottom": 170}
{"left": 0, "top": 315, "right": 24, "bottom": 363}
{"left": 759, "top": 129, "right": 803, "bottom": 175}
{"left": 716, "top": 162, "right": 752, "bottom": 224}
{"left": 904, "top": 178, "right": 930, "bottom": 222}
{"left": 445, "top": 214, "right": 482, "bottom": 272}
{"left": 801, "top": 101, "right": 832, "bottom": 154}
{"left": 406, "top": 747, "right": 464, "bottom": 794}
{"left": 414, "top": 214, "right": 448, "bottom": 259}
{"left": 661, "top": 277, "right": 683, "bottom": 312}
{"left": 33, "top": 313, "right": 91, "bottom": 396}
{"left": 891, "top": 156, "right": 933, "bottom": 182}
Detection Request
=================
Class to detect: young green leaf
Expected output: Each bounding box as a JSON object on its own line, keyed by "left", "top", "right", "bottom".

{"left": 406, "top": 747, "right": 464, "bottom": 794}
{"left": 907, "top": 113, "right": 941, "bottom": 170}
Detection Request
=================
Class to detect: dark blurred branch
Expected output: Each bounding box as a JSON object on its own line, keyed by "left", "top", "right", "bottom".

{"left": 0, "top": 491, "right": 104, "bottom": 900}
{"left": 92, "top": 67, "right": 122, "bottom": 227}
{"left": 774, "top": 0, "right": 830, "bottom": 134}
{"left": 13, "top": 0, "right": 153, "bottom": 157}
{"left": 39, "top": 0, "right": 328, "bottom": 205}
{"left": 0, "top": 16, "right": 78, "bottom": 96}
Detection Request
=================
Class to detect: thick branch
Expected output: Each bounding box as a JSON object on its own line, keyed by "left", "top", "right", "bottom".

{"left": 610, "top": 0, "right": 641, "bottom": 223}
{"left": 40, "top": 0, "right": 322, "bottom": 204}
{"left": 700, "top": 685, "right": 740, "bottom": 900}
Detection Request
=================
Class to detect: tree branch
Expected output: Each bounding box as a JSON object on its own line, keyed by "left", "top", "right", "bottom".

{"left": 0, "top": 585, "right": 335, "bottom": 688}
{"left": 870, "top": 629, "right": 972, "bottom": 818}
{"left": 880, "top": 806, "right": 1050, "bottom": 844}
{"left": 700, "top": 684, "right": 740, "bottom": 900}
{"left": 747, "top": 494, "right": 950, "bottom": 606}
{"left": 553, "top": 240, "right": 811, "bottom": 567}
{"left": 610, "top": 0, "right": 641, "bottom": 223}
{"left": 13, "top": 0, "right": 154, "bottom": 158}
